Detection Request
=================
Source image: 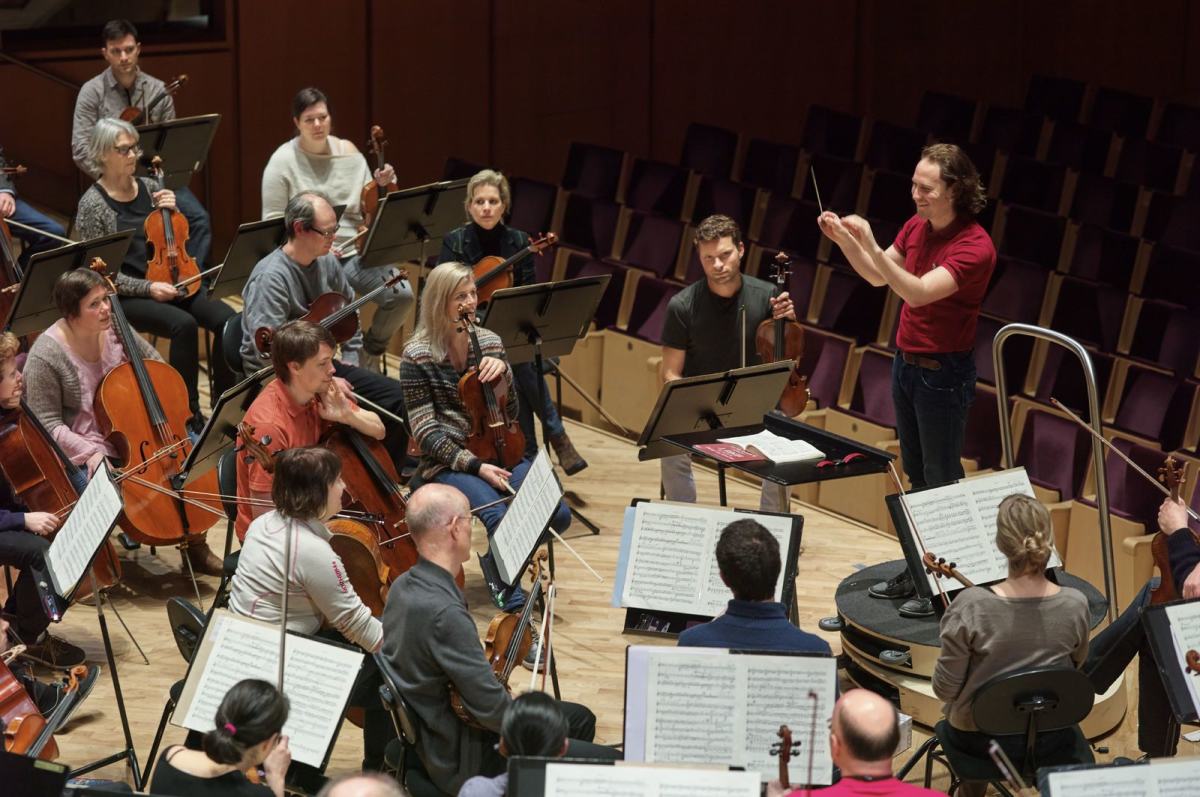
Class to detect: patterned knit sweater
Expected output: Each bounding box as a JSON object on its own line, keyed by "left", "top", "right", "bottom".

{"left": 399, "top": 327, "right": 517, "bottom": 481}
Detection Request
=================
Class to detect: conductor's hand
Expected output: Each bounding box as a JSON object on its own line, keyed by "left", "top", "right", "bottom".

{"left": 817, "top": 210, "right": 856, "bottom": 248}
{"left": 1159, "top": 497, "right": 1190, "bottom": 536}
{"left": 149, "top": 281, "right": 181, "bottom": 302}
{"left": 479, "top": 463, "right": 513, "bottom": 492}
{"left": 150, "top": 189, "right": 177, "bottom": 211}
{"left": 263, "top": 734, "right": 291, "bottom": 797}
{"left": 375, "top": 164, "right": 396, "bottom": 187}
{"left": 477, "top": 356, "right": 508, "bottom": 385}
{"left": 840, "top": 214, "right": 878, "bottom": 250}
{"left": 316, "top": 378, "right": 355, "bottom": 423}
{"left": 0, "top": 193, "right": 14, "bottom": 218}
{"left": 24, "top": 511, "right": 60, "bottom": 536}
{"left": 768, "top": 291, "right": 796, "bottom": 322}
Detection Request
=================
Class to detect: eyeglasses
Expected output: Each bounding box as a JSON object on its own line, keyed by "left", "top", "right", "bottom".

{"left": 114, "top": 144, "right": 142, "bottom": 157}
{"left": 308, "top": 224, "right": 338, "bottom": 239}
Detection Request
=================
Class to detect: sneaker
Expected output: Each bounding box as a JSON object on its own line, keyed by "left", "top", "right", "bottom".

{"left": 186, "top": 412, "right": 207, "bottom": 437}
{"left": 898, "top": 597, "right": 935, "bottom": 618}
{"left": 868, "top": 569, "right": 915, "bottom": 599}
{"left": 31, "top": 664, "right": 100, "bottom": 724}
{"left": 522, "top": 636, "right": 546, "bottom": 672}
{"left": 549, "top": 432, "right": 588, "bottom": 476}
{"left": 23, "top": 632, "right": 87, "bottom": 668}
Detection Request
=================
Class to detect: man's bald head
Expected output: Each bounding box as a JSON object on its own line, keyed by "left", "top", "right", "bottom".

{"left": 317, "top": 772, "right": 406, "bottom": 797}
{"left": 406, "top": 483, "right": 469, "bottom": 550}
{"left": 832, "top": 689, "right": 900, "bottom": 765}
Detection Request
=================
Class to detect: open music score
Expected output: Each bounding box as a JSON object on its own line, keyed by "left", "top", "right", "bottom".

{"left": 541, "top": 762, "right": 761, "bottom": 795}
{"left": 1043, "top": 755, "right": 1200, "bottom": 796}
{"left": 491, "top": 449, "right": 563, "bottom": 585}
{"left": 43, "top": 462, "right": 123, "bottom": 600}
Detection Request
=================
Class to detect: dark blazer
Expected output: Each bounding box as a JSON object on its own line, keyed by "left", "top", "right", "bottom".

{"left": 439, "top": 222, "right": 536, "bottom": 287}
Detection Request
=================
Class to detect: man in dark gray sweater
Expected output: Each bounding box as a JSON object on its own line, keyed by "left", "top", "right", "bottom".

{"left": 381, "top": 483, "right": 615, "bottom": 794}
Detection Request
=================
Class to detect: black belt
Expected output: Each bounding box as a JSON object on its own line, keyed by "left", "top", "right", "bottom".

{"left": 900, "top": 351, "right": 941, "bottom": 371}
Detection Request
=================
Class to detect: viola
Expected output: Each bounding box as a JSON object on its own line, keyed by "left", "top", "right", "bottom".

{"left": 454, "top": 305, "right": 524, "bottom": 469}
{"left": 472, "top": 233, "right": 558, "bottom": 305}
{"left": 359, "top": 126, "right": 398, "bottom": 232}
{"left": 755, "top": 251, "right": 810, "bottom": 416}
{"left": 90, "top": 258, "right": 223, "bottom": 545}
{"left": 120, "top": 75, "right": 188, "bottom": 125}
{"left": 923, "top": 551, "right": 976, "bottom": 589}
{"left": 1150, "top": 457, "right": 1195, "bottom": 605}
{"left": 254, "top": 269, "right": 409, "bottom": 355}
{"left": 5, "top": 662, "right": 89, "bottom": 760}
{"left": 143, "top": 157, "right": 201, "bottom": 299}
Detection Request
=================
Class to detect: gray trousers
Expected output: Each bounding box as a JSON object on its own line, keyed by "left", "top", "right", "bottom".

{"left": 660, "top": 454, "right": 789, "bottom": 512}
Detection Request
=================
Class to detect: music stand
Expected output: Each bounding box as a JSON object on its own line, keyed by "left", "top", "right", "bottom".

{"left": 1142, "top": 600, "right": 1200, "bottom": 736}
{"left": 357, "top": 178, "right": 469, "bottom": 269}
{"left": 5, "top": 231, "right": 134, "bottom": 335}
{"left": 135, "top": 113, "right": 221, "bottom": 191}
{"left": 480, "top": 275, "right": 611, "bottom": 534}
{"left": 180, "top": 370, "right": 271, "bottom": 484}
{"left": 206, "top": 218, "right": 286, "bottom": 301}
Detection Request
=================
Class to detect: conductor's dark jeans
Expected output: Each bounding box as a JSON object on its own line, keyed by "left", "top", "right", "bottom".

{"left": 891, "top": 350, "right": 975, "bottom": 490}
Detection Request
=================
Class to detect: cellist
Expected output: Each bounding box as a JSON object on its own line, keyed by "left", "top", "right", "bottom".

{"left": 22, "top": 268, "right": 223, "bottom": 576}
{"left": 234, "top": 319, "right": 385, "bottom": 541}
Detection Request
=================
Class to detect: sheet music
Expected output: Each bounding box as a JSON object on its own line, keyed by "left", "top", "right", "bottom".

{"left": 175, "top": 609, "right": 363, "bottom": 768}
{"left": 630, "top": 647, "right": 836, "bottom": 785}
{"left": 44, "top": 463, "right": 123, "bottom": 597}
{"left": 1165, "top": 601, "right": 1200, "bottom": 718}
{"left": 1046, "top": 757, "right": 1200, "bottom": 796}
{"left": 620, "top": 503, "right": 793, "bottom": 618}
{"left": 492, "top": 449, "right": 563, "bottom": 584}
{"left": 543, "top": 763, "right": 760, "bottom": 796}
{"left": 718, "top": 429, "right": 824, "bottom": 463}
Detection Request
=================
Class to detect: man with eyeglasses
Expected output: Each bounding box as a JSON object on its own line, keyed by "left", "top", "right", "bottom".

{"left": 71, "top": 18, "right": 212, "bottom": 272}
{"left": 240, "top": 190, "right": 409, "bottom": 473}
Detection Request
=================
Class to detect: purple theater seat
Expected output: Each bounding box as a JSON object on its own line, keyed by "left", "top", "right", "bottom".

{"left": 1140, "top": 243, "right": 1200, "bottom": 309}
{"left": 1025, "top": 75, "right": 1085, "bottom": 124}
{"left": 1089, "top": 87, "right": 1154, "bottom": 140}
{"left": 1045, "top": 122, "right": 1112, "bottom": 174}
{"left": 961, "top": 387, "right": 1003, "bottom": 471}
{"left": 845, "top": 347, "right": 897, "bottom": 428}
{"left": 998, "top": 204, "right": 1066, "bottom": 269}
{"left": 508, "top": 177, "right": 556, "bottom": 238}
{"left": 802, "top": 105, "right": 863, "bottom": 160}
{"left": 1092, "top": 437, "right": 1169, "bottom": 521}
{"left": 817, "top": 267, "right": 889, "bottom": 344}
{"left": 690, "top": 177, "right": 757, "bottom": 226}
{"left": 443, "top": 156, "right": 485, "bottom": 180}
{"left": 1068, "top": 172, "right": 1138, "bottom": 232}
{"left": 562, "top": 142, "right": 624, "bottom": 200}
{"left": 625, "top": 158, "right": 689, "bottom": 218}
{"left": 1156, "top": 101, "right": 1200, "bottom": 152}
{"left": 1111, "top": 364, "right": 1197, "bottom": 451}
{"left": 998, "top": 156, "right": 1065, "bottom": 213}
{"left": 1047, "top": 276, "right": 1128, "bottom": 352}
{"left": 794, "top": 323, "right": 853, "bottom": 410}
{"left": 558, "top": 194, "right": 620, "bottom": 257}
{"left": 612, "top": 211, "right": 684, "bottom": 279}
{"left": 680, "top": 123, "right": 738, "bottom": 179}
{"left": 916, "top": 91, "right": 977, "bottom": 145}
{"left": 1066, "top": 224, "right": 1138, "bottom": 289}
{"left": 802, "top": 154, "right": 864, "bottom": 216}
{"left": 981, "top": 255, "right": 1051, "bottom": 324}
{"left": 865, "top": 169, "right": 915, "bottom": 224}
{"left": 865, "top": 120, "right": 928, "bottom": 174}
{"left": 565, "top": 258, "right": 627, "bottom": 330}
{"left": 1142, "top": 194, "right": 1200, "bottom": 250}
{"left": 1114, "top": 138, "right": 1184, "bottom": 194}
{"left": 1033, "top": 345, "right": 1115, "bottom": 418}
{"left": 974, "top": 313, "right": 1035, "bottom": 388}
{"left": 1015, "top": 405, "right": 1092, "bottom": 501}
{"left": 627, "top": 276, "right": 683, "bottom": 344}
{"left": 1127, "top": 300, "right": 1200, "bottom": 376}
{"left": 978, "top": 106, "right": 1043, "bottom": 158}
{"left": 758, "top": 196, "right": 824, "bottom": 261}
{"left": 742, "top": 138, "right": 800, "bottom": 196}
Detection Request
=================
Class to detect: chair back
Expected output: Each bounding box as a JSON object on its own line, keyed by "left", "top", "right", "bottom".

{"left": 375, "top": 652, "right": 420, "bottom": 746}
{"left": 221, "top": 311, "right": 245, "bottom": 379}
{"left": 166, "top": 597, "right": 207, "bottom": 663}
{"left": 973, "top": 667, "right": 1093, "bottom": 735}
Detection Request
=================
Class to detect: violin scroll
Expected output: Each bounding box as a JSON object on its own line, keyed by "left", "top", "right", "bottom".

{"left": 770, "top": 724, "right": 801, "bottom": 789}
{"left": 1186, "top": 649, "right": 1200, "bottom": 675}
{"left": 237, "top": 422, "right": 276, "bottom": 474}
{"left": 922, "top": 551, "right": 975, "bottom": 589}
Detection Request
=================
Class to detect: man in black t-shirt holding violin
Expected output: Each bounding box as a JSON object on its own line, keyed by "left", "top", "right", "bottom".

{"left": 659, "top": 214, "right": 797, "bottom": 511}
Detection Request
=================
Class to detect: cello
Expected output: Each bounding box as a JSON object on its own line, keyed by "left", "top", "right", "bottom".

{"left": 755, "top": 251, "right": 810, "bottom": 416}
{"left": 359, "top": 125, "right": 398, "bottom": 232}
{"left": 456, "top": 305, "right": 524, "bottom": 469}
{"left": 120, "top": 74, "right": 187, "bottom": 125}
{"left": 90, "top": 258, "right": 224, "bottom": 545}
{"left": 2, "top": 658, "right": 89, "bottom": 761}
{"left": 143, "top": 156, "right": 201, "bottom": 299}
{"left": 472, "top": 233, "right": 558, "bottom": 305}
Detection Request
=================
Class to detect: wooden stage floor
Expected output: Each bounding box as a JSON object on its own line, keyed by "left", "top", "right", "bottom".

{"left": 12, "top": 418, "right": 1192, "bottom": 790}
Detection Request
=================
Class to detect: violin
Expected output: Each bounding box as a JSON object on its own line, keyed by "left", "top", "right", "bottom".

{"left": 755, "top": 251, "right": 810, "bottom": 416}
{"left": 455, "top": 305, "right": 524, "bottom": 469}
{"left": 770, "top": 725, "right": 801, "bottom": 790}
{"left": 1150, "top": 457, "right": 1195, "bottom": 605}
{"left": 359, "top": 126, "right": 397, "bottom": 232}
{"left": 1186, "top": 649, "right": 1200, "bottom": 675}
{"left": 472, "top": 233, "right": 558, "bottom": 305}
{"left": 923, "top": 551, "right": 976, "bottom": 589}
{"left": 120, "top": 74, "right": 188, "bottom": 125}
{"left": 90, "top": 258, "right": 224, "bottom": 545}
{"left": 0, "top": 165, "right": 26, "bottom": 177}
{"left": 451, "top": 551, "right": 547, "bottom": 728}
{"left": 3, "top": 662, "right": 89, "bottom": 760}
{"left": 143, "top": 156, "right": 201, "bottom": 299}
{"left": 254, "top": 269, "right": 409, "bottom": 355}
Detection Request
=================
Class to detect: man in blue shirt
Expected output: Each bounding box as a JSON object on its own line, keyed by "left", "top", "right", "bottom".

{"left": 677, "top": 518, "right": 830, "bottom": 652}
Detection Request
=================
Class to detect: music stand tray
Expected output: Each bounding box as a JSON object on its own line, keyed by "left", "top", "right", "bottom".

{"left": 207, "top": 218, "right": 286, "bottom": 301}
{"left": 359, "top": 178, "right": 469, "bottom": 269}
{"left": 135, "top": 113, "right": 221, "bottom": 191}
{"left": 7, "top": 231, "right": 134, "bottom": 336}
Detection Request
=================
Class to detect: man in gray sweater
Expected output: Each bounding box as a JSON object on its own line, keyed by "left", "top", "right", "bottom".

{"left": 381, "top": 484, "right": 615, "bottom": 794}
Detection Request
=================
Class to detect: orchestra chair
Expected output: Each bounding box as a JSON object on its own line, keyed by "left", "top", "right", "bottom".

{"left": 1141, "top": 193, "right": 1200, "bottom": 248}
{"left": 1123, "top": 298, "right": 1200, "bottom": 378}
{"left": 1136, "top": 243, "right": 1200, "bottom": 310}
{"left": 561, "top": 141, "right": 625, "bottom": 201}
{"left": 623, "top": 158, "right": 689, "bottom": 220}
{"left": 994, "top": 203, "right": 1069, "bottom": 273}
{"left": 897, "top": 667, "right": 1094, "bottom": 795}
{"left": 680, "top": 122, "right": 739, "bottom": 181}
{"left": 687, "top": 177, "right": 761, "bottom": 237}
{"left": 221, "top": 310, "right": 245, "bottom": 384}
{"left": 375, "top": 653, "right": 446, "bottom": 797}
{"left": 1088, "top": 86, "right": 1154, "bottom": 141}
{"left": 863, "top": 119, "right": 928, "bottom": 174}
{"left": 801, "top": 105, "right": 864, "bottom": 162}
{"left": 1113, "top": 138, "right": 1185, "bottom": 195}
{"left": 144, "top": 597, "right": 208, "bottom": 781}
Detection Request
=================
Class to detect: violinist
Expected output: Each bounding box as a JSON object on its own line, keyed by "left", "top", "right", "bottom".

{"left": 74, "top": 118, "right": 236, "bottom": 433}
{"left": 227, "top": 446, "right": 393, "bottom": 775}
{"left": 399, "top": 262, "right": 571, "bottom": 610}
{"left": 240, "top": 191, "right": 408, "bottom": 470}
{"left": 439, "top": 169, "right": 587, "bottom": 475}
{"left": 0, "top": 331, "right": 86, "bottom": 668}
{"left": 22, "top": 268, "right": 224, "bottom": 576}
{"left": 71, "top": 19, "right": 211, "bottom": 269}
{"left": 0, "top": 145, "right": 67, "bottom": 271}
{"left": 261, "top": 88, "right": 413, "bottom": 372}
{"left": 234, "top": 319, "right": 385, "bottom": 541}
{"left": 660, "top": 214, "right": 795, "bottom": 511}
{"left": 380, "top": 483, "right": 610, "bottom": 796}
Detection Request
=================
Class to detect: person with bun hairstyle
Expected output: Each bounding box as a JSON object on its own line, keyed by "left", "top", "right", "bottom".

{"left": 932, "top": 494, "right": 1089, "bottom": 779}
{"left": 150, "top": 678, "right": 291, "bottom": 797}
{"left": 456, "top": 692, "right": 570, "bottom": 797}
